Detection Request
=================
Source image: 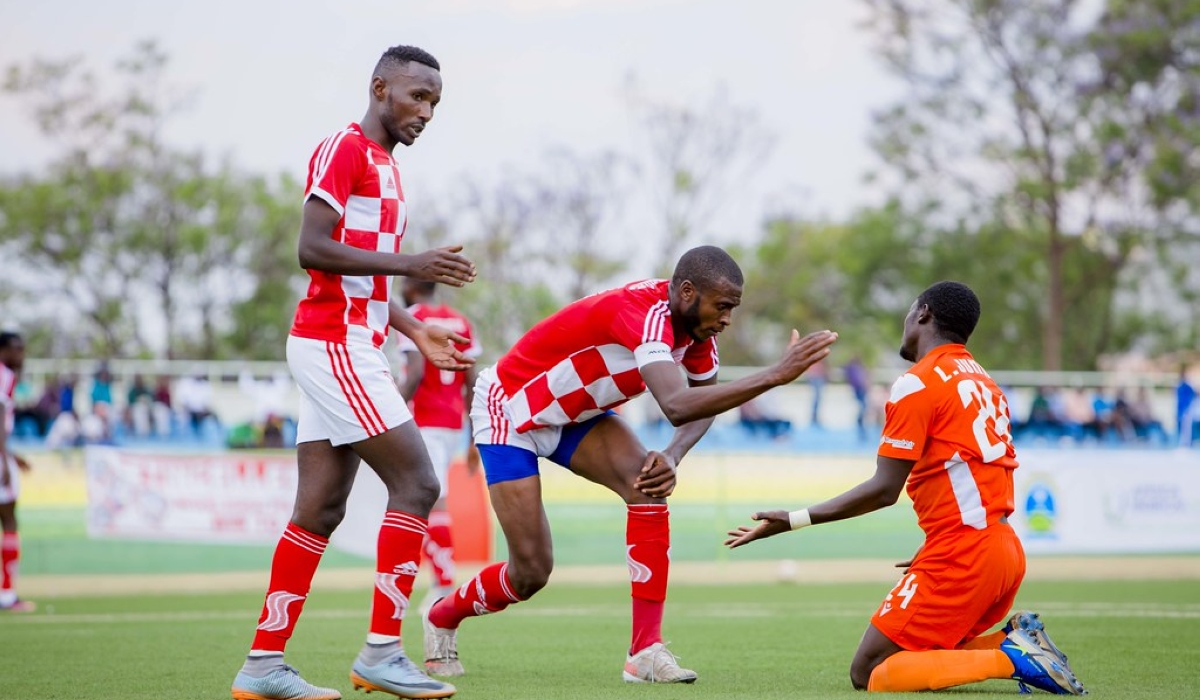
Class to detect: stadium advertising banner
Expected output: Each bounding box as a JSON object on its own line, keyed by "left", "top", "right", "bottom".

{"left": 85, "top": 447, "right": 300, "bottom": 543}
{"left": 1013, "top": 448, "right": 1200, "bottom": 554}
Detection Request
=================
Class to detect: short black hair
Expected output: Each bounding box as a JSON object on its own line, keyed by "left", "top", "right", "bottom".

{"left": 375, "top": 45, "right": 440, "bottom": 75}
{"left": 672, "top": 245, "right": 743, "bottom": 291}
{"left": 0, "top": 332, "right": 22, "bottom": 351}
{"left": 917, "top": 281, "right": 980, "bottom": 344}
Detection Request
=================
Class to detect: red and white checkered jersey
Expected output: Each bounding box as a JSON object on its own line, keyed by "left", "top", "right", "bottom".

{"left": 396, "top": 303, "right": 481, "bottom": 430}
{"left": 497, "top": 279, "right": 719, "bottom": 433}
{"left": 0, "top": 364, "right": 14, "bottom": 435}
{"left": 290, "top": 123, "right": 407, "bottom": 347}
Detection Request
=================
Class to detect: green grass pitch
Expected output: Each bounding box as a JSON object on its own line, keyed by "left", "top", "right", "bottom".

{"left": 3, "top": 579, "right": 1197, "bottom": 699}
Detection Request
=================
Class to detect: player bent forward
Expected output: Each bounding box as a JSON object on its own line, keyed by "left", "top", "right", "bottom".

{"left": 726, "top": 281, "right": 1086, "bottom": 695}
{"left": 422, "top": 245, "right": 839, "bottom": 684}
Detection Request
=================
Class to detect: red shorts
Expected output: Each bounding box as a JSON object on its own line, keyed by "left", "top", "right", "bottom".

{"left": 871, "top": 522, "right": 1026, "bottom": 650}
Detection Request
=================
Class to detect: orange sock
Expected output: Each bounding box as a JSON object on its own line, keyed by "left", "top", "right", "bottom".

{"left": 959, "top": 630, "right": 1007, "bottom": 650}
{"left": 867, "top": 650, "right": 1015, "bottom": 692}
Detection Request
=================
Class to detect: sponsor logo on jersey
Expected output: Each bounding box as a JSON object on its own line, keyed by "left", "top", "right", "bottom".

{"left": 881, "top": 436, "right": 916, "bottom": 450}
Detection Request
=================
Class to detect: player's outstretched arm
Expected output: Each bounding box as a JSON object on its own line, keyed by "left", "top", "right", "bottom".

{"left": 724, "top": 456, "right": 914, "bottom": 549}
{"left": 642, "top": 329, "right": 837, "bottom": 426}
{"left": 724, "top": 510, "right": 791, "bottom": 548}
{"left": 399, "top": 246, "right": 477, "bottom": 288}
{"left": 388, "top": 300, "right": 475, "bottom": 372}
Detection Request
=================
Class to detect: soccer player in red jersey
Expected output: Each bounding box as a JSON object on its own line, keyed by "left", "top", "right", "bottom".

{"left": 0, "top": 332, "right": 34, "bottom": 613}
{"left": 726, "top": 282, "right": 1086, "bottom": 695}
{"left": 231, "top": 45, "right": 476, "bottom": 700}
{"left": 421, "top": 245, "right": 838, "bottom": 683}
{"left": 396, "top": 278, "right": 480, "bottom": 611}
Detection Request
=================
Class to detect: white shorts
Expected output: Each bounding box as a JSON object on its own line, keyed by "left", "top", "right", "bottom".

{"left": 420, "top": 426, "right": 465, "bottom": 499}
{"left": 470, "top": 367, "right": 569, "bottom": 458}
{"left": 287, "top": 335, "right": 413, "bottom": 446}
{"left": 0, "top": 455, "right": 18, "bottom": 504}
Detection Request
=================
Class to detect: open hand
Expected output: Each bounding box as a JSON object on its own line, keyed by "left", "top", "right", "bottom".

{"left": 774, "top": 330, "right": 838, "bottom": 384}
{"left": 634, "top": 451, "right": 677, "bottom": 498}
{"left": 404, "top": 245, "right": 477, "bottom": 287}
{"left": 415, "top": 324, "right": 475, "bottom": 371}
{"left": 724, "top": 509, "right": 791, "bottom": 549}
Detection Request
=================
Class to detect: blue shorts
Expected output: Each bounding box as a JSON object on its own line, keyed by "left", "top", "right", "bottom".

{"left": 478, "top": 411, "right": 614, "bottom": 485}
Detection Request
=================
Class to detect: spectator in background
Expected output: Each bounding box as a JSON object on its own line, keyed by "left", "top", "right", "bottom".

{"left": 124, "top": 375, "right": 155, "bottom": 438}
{"left": 30, "top": 377, "right": 62, "bottom": 438}
{"left": 1061, "top": 388, "right": 1098, "bottom": 442}
{"left": 176, "top": 374, "right": 217, "bottom": 437}
{"left": 1090, "top": 388, "right": 1117, "bottom": 441}
{"left": 58, "top": 375, "right": 76, "bottom": 417}
{"left": 12, "top": 377, "right": 39, "bottom": 439}
{"left": 1176, "top": 366, "right": 1196, "bottom": 447}
{"left": 843, "top": 357, "right": 871, "bottom": 442}
{"left": 90, "top": 365, "right": 114, "bottom": 410}
{"left": 1127, "top": 387, "right": 1166, "bottom": 444}
{"left": 1020, "top": 387, "right": 1062, "bottom": 440}
{"left": 1109, "top": 389, "right": 1138, "bottom": 442}
{"left": 807, "top": 358, "right": 829, "bottom": 428}
{"left": 738, "top": 393, "right": 793, "bottom": 440}
{"left": 152, "top": 376, "right": 173, "bottom": 437}
{"left": 236, "top": 370, "right": 293, "bottom": 448}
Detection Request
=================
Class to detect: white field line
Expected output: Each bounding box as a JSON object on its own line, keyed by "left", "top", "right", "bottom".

{"left": 7, "top": 601, "right": 1200, "bottom": 625}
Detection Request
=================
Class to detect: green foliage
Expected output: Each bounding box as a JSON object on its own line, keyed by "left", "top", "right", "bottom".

{"left": 859, "top": 0, "right": 1200, "bottom": 369}
{"left": 0, "top": 42, "right": 302, "bottom": 359}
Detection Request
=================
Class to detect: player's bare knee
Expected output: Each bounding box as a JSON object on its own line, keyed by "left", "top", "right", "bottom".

{"left": 849, "top": 654, "right": 879, "bottom": 690}
{"left": 850, "top": 666, "right": 870, "bottom": 691}
{"left": 292, "top": 501, "right": 346, "bottom": 537}
{"left": 507, "top": 551, "right": 553, "bottom": 597}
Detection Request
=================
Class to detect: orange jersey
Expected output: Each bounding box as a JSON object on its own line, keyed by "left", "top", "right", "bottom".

{"left": 877, "top": 344, "right": 1018, "bottom": 539}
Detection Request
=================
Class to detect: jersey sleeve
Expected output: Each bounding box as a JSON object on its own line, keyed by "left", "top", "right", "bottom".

{"left": 681, "top": 337, "right": 719, "bottom": 381}
{"left": 610, "top": 301, "right": 675, "bottom": 369}
{"left": 877, "top": 372, "right": 933, "bottom": 460}
{"left": 305, "top": 134, "right": 366, "bottom": 216}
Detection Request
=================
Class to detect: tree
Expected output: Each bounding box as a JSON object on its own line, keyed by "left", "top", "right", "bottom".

{"left": 533, "top": 149, "right": 636, "bottom": 300}
{"left": 0, "top": 41, "right": 303, "bottom": 359}
{"left": 862, "top": 0, "right": 1200, "bottom": 369}
{"left": 627, "top": 78, "right": 776, "bottom": 275}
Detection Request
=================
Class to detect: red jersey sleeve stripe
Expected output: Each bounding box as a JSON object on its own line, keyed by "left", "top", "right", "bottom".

{"left": 641, "top": 300, "right": 669, "bottom": 344}
{"left": 311, "top": 129, "right": 350, "bottom": 193}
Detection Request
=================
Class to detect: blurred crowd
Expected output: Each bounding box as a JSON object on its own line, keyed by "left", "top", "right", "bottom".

{"left": 11, "top": 363, "right": 297, "bottom": 451}
{"left": 10, "top": 359, "right": 1199, "bottom": 452}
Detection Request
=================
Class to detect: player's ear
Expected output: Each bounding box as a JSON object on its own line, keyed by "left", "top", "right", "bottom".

{"left": 370, "top": 75, "right": 388, "bottom": 102}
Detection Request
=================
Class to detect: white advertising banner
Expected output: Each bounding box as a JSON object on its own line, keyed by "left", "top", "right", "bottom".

{"left": 84, "top": 446, "right": 399, "bottom": 554}
{"left": 85, "top": 446, "right": 386, "bottom": 552}
{"left": 85, "top": 447, "right": 298, "bottom": 543}
{"left": 1013, "top": 449, "right": 1200, "bottom": 554}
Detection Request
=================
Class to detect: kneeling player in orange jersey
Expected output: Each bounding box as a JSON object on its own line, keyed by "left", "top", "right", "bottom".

{"left": 726, "top": 282, "right": 1086, "bottom": 696}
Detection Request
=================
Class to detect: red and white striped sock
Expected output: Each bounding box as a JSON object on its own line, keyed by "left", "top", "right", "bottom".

{"left": 424, "top": 510, "right": 456, "bottom": 588}
{"left": 428, "top": 562, "right": 523, "bottom": 630}
{"left": 250, "top": 523, "right": 326, "bottom": 654}
{"left": 368, "top": 510, "right": 427, "bottom": 643}
{"left": 627, "top": 504, "right": 670, "bottom": 654}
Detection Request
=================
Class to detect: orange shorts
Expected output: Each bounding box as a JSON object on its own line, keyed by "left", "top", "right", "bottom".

{"left": 871, "top": 522, "right": 1026, "bottom": 651}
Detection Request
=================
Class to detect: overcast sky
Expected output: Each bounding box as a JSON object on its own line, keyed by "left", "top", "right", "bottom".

{"left": 2, "top": 0, "right": 899, "bottom": 240}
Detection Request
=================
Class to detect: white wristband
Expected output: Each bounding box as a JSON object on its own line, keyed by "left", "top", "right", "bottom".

{"left": 788, "top": 508, "right": 812, "bottom": 530}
